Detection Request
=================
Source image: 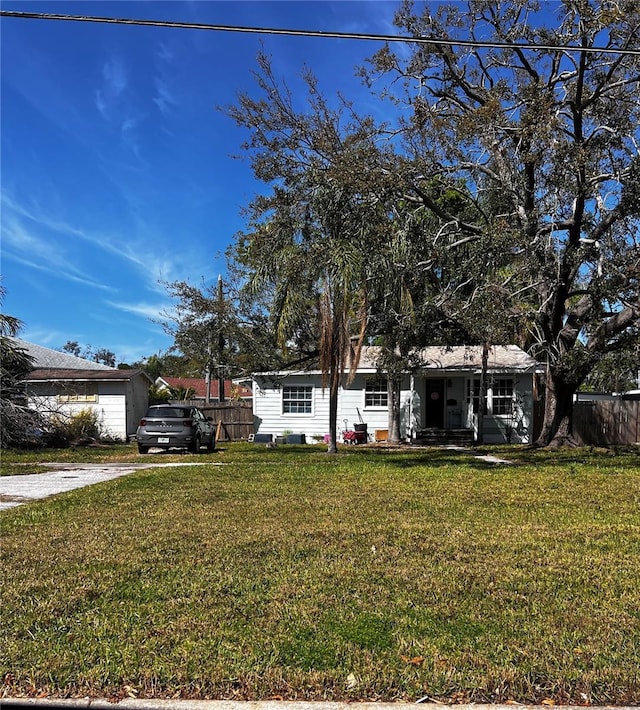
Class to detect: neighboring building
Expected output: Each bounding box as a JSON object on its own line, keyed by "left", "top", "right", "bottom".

{"left": 155, "top": 376, "right": 252, "bottom": 402}
{"left": 250, "top": 345, "right": 542, "bottom": 445}
{"left": 16, "top": 339, "right": 152, "bottom": 441}
{"left": 576, "top": 390, "right": 640, "bottom": 401}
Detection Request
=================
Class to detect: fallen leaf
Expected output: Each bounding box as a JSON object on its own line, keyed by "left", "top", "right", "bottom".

{"left": 123, "top": 685, "right": 138, "bottom": 699}
{"left": 542, "top": 699, "right": 555, "bottom": 706}
{"left": 346, "top": 673, "right": 358, "bottom": 689}
{"left": 401, "top": 654, "right": 424, "bottom": 666}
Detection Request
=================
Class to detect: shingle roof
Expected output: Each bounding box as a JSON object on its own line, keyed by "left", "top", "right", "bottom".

{"left": 358, "top": 344, "right": 541, "bottom": 372}
{"left": 253, "top": 344, "right": 541, "bottom": 377}
{"left": 13, "top": 339, "right": 115, "bottom": 371}
{"left": 25, "top": 369, "right": 149, "bottom": 382}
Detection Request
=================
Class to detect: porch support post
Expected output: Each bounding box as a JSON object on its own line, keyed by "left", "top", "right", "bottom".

{"left": 409, "top": 374, "right": 415, "bottom": 442}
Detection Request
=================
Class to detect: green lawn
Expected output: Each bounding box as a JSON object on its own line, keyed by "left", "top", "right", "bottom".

{"left": 1, "top": 443, "right": 639, "bottom": 703}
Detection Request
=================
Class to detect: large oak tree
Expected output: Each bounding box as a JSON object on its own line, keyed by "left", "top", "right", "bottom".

{"left": 366, "top": 0, "right": 640, "bottom": 445}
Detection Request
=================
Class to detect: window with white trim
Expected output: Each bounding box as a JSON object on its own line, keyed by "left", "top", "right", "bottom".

{"left": 365, "top": 378, "right": 388, "bottom": 408}
{"left": 467, "top": 378, "right": 515, "bottom": 415}
{"left": 282, "top": 385, "right": 313, "bottom": 414}
{"left": 492, "top": 378, "right": 514, "bottom": 415}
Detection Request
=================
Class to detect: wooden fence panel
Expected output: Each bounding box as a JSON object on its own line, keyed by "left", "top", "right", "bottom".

{"left": 172, "top": 400, "right": 254, "bottom": 441}
{"left": 574, "top": 400, "right": 640, "bottom": 446}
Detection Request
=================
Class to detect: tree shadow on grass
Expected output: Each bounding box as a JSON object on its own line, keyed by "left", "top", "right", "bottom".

{"left": 240, "top": 443, "right": 516, "bottom": 470}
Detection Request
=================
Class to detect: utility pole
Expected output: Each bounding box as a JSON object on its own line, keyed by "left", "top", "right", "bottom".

{"left": 205, "top": 343, "right": 211, "bottom": 405}
{"left": 217, "top": 275, "right": 226, "bottom": 403}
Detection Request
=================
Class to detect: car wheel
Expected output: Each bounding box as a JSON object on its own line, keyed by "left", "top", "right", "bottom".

{"left": 190, "top": 435, "right": 201, "bottom": 454}
{"left": 206, "top": 437, "right": 215, "bottom": 452}
{"left": 138, "top": 444, "right": 149, "bottom": 454}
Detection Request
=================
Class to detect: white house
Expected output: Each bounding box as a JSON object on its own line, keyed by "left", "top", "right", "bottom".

{"left": 251, "top": 345, "right": 542, "bottom": 445}
{"left": 17, "top": 340, "right": 152, "bottom": 441}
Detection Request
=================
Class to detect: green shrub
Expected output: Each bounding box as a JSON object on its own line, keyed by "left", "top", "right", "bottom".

{"left": 49, "top": 408, "right": 101, "bottom": 443}
{"left": 148, "top": 384, "right": 170, "bottom": 405}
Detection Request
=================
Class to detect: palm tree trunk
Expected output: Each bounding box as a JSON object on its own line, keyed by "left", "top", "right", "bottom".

{"left": 387, "top": 375, "right": 402, "bottom": 443}
{"left": 327, "top": 362, "right": 340, "bottom": 454}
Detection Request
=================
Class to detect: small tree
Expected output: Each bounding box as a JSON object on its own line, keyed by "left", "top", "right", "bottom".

{"left": 61, "top": 341, "right": 117, "bottom": 367}
{"left": 225, "top": 52, "right": 392, "bottom": 452}
{"left": 0, "top": 286, "right": 44, "bottom": 448}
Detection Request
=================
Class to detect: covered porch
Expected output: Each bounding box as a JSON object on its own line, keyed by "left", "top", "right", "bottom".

{"left": 410, "top": 375, "right": 475, "bottom": 446}
{"left": 407, "top": 362, "right": 535, "bottom": 445}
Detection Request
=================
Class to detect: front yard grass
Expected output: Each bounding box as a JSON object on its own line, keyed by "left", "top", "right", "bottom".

{"left": 1, "top": 444, "right": 639, "bottom": 703}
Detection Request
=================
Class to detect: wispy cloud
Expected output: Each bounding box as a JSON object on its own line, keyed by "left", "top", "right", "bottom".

{"left": 1, "top": 190, "right": 209, "bottom": 296}
{"left": 20, "top": 326, "right": 74, "bottom": 348}
{"left": 153, "top": 77, "right": 179, "bottom": 116}
{"left": 157, "top": 42, "right": 174, "bottom": 64}
{"left": 95, "top": 56, "right": 127, "bottom": 120}
{"left": 105, "top": 300, "right": 172, "bottom": 320}
{"left": 2, "top": 217, "right": 115, "bottom": 291}
{"left": 153, "top": 40, "right": 181, "bottom": 117}
{"left": 94, "top": 54, "right": 147, "bottom": 159}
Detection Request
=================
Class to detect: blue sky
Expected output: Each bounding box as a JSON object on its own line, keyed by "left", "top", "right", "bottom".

{"left": 1, "top": 0, "right": 398, "bottom": 364}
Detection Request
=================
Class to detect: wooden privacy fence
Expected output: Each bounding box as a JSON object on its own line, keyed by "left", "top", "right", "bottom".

{"left": 574, "top": 400, "right": 640, "bottom": 447}
{"left": 174, "top": 400, "right": 254, "bottom": 441}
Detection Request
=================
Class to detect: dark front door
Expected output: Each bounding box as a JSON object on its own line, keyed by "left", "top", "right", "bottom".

{"left": 425, "top": 379, "right": 445, "bottom": 428}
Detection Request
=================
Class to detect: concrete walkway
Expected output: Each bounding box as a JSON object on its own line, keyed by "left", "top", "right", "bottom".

{"left": 0, "top": 461, "right": 216, "bottom": 511}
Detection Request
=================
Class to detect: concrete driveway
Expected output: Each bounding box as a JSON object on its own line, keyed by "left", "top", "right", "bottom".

{"left": 0, "top": 461, "right": 213, "bottom": 512}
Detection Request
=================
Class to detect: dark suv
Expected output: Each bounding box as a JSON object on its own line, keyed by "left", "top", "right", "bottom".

{"left": 136, "top": 405, "right": 216, "bottom": 454}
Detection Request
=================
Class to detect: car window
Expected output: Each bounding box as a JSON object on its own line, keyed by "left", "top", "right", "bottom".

{"left": 146, "top": 407, "right": 188, "bottom": 418}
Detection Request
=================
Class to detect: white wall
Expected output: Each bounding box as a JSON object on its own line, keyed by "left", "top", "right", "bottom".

{"left": 252, "top": 371, "right": 536, "bottom": 444}
{"left": 253, "top": 373, "right": 414, "bottom": 441}
{"left": 27, "top": 382, "right": 133, "bottom": 441}
{"left": 340, "top": 373, "right": 413, "bottom": 438}
{"left": 253, "top": 374, "right": 331, "bottom": 441}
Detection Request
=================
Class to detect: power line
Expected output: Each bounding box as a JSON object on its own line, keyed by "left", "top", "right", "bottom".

{"left": 2, "top": 9, "right": 640, "bottom": 56}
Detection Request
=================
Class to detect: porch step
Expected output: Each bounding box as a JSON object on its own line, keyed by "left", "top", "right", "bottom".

{"left": 414, "top": 428, "right": 474, "bottom": 446}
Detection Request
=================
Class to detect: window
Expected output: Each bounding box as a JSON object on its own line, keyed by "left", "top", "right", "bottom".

{"left": 492, "top": 378, "right": 514, "bottom": 415}
{"left": 282, "top": 385, "right": 312, "bottom": 414}
{"left": 365, "top": 378, "right": 388, "bottom": 408}
{"left": 57, "top": 383, "right": 98, "bottom": 403}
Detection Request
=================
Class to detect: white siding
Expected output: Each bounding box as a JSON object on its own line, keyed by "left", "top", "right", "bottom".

{"left": 253, "top": 375, "right": 331, "bottom": 441}
{"left": 252, "top": 369, "right": 536, "bottom": 444}
{"left": 340, "top": 373, "right": 413, "bottom": 438}
{"left": 27, "top": 382, "right": 134, "bottom": 441}
{"left": 253, "top": 373, "right": 415, "bottom": 441}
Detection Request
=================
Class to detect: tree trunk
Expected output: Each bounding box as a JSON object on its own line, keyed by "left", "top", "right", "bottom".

{"left": 327, "top": 365, "right": 340, "bottom": 454}
{"left": 477, "top": 341, "right": 489, "bottom": 445}
{"left": 387, "top": 375, "right": 402, "bottom": 444}
{"left": 535, "top": 366, "right": 579, "bottom": 447}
